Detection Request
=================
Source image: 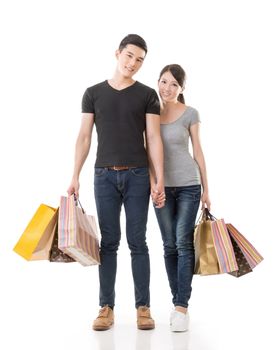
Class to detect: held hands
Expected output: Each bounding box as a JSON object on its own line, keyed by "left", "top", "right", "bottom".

{"left": 151, "top": 183, "right": 166, "bottom": 209}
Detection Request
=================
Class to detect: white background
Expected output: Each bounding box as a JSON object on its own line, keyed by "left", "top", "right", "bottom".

{"left": 0, "top": 0, "right": 276, "bottom": 349}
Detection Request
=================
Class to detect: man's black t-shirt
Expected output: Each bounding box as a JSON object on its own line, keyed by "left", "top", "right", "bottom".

{"left": 82, "top": 80, "right": 160, "bottom": 167}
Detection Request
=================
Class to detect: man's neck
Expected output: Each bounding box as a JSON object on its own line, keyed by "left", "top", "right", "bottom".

{"left": 108, "top": 71, "right": 136, "bottom": 90}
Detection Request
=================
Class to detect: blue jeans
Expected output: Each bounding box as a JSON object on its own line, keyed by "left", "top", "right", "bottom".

{"left": 154, "top": 185, "right": 201, "bottom": 308}
{"left": 94, "top": 167, "right": 151, "bottom": 309}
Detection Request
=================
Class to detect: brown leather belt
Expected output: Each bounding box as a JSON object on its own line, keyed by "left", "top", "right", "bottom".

{"left": 107, "top": 166, "right": 135, "bottom": 171}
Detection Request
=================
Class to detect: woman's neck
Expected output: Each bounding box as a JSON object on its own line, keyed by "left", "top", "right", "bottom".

{"left": 161, "top": 101, "right": 182, "bottom": 115}
{"left": 160, "top": 100, "right": 187, "bottom": 124}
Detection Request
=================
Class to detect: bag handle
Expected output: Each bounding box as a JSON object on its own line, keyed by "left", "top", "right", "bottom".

{"left": 73, "top": 193, "right": 85, "bottom": 214}
{"left": 196, "top": 207, "right": 211, "bottom": 224}
{"left": 196, "top": 207, "right": 216, "bottom": 223}
{"left": 203, "top": 207, "right": 217, "bottom": 220}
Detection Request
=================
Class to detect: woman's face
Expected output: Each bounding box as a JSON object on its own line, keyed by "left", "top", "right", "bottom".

{"left": 158, "top": 70, "right": 183, "bottom": 103}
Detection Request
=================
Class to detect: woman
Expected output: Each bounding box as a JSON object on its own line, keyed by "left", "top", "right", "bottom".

{"left": 152, "top": 64, "right": 211, "bottom": 332}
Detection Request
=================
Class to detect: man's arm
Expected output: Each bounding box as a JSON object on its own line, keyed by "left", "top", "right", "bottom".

{"left": 145, "top": 113, "right": 165, "bottom": 208}
{"left": 67, "top": 113, "right": 94, "bottom": 197}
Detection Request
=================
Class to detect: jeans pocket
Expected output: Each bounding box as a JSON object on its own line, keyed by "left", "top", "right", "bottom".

{"left": 178, "top": 185, "right": 201, "bottom": 201}
{"left": 193, "top": 187, "right": 201, "bottom": 201}
{"left": 130, "top": 167, "right": 149, "bottom": 177}
{"left": 94, "top": 167, "right": 106, "bottom": 177}
{"left": 189, "top": 185, "right": 201, "bottom": 201}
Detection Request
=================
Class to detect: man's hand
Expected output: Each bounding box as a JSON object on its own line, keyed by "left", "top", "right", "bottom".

{"left": 151, "top": 183, "right": 165, "bottom": 208}
{"left": 67, "top": 178, "right": 80, "bottom": 197}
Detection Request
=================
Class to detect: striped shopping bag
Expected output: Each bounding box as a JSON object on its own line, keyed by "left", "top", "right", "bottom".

{"left": 49, "top": 217, "right": 76, "bottom": 263}
{"left": 226, "top": 223, "right": 263, "bottom": 270}
{"left": 211, "top": 219, "right": 238, "bottom": 273}
{"left": 58, "top": 195, "right": 100, "bottom": 266}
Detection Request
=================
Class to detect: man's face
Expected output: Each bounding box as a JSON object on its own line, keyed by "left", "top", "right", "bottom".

{"left": 116, "top": 44, "right": 146, "bottom": 78}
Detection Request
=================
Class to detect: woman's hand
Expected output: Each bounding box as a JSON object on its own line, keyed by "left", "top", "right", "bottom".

{"left": 201, "top": 191, "right": 211, "bottom": 211}
{"left": 151, "top": 183, "right": 166, "bottom": 209}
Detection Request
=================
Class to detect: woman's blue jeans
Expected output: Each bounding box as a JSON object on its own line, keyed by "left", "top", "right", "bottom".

{"left": 154, "top": 185, "right": 201, "bottom": 308}
{"left": 94, "top": 167, "right": 151, "bottom": 309}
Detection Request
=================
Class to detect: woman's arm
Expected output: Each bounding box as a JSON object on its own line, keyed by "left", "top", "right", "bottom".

{"left": 190, "top": 122, "right": 211, "bottom": 210}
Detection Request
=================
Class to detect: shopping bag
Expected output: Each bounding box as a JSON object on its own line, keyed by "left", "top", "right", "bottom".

{"left": 49, "top": 212, "right": 75, "bottom": 263}
{"left": 211, "top": 218, "right": 238, "bottom": 273}
{"left": 13, "top": 204, "right": 57, "bottom": 261}
{"left": 58, "top": 195, "right": 100, "bottom": 266}
{"left": 228, "top": 235, "right": 253, "bottom": 277}
{"left": 194, "top": 210, "right": 220, "bottom": 275}
{"left": 226, "top": 223, "right": 263, "bottom": 270}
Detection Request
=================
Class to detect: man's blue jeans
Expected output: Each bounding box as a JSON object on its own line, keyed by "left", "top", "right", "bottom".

{"left": 154, "top": 185, "right": 201, "bottom": 308}
{"left": 94, "top": 167, "right": 151, "bottom": 309}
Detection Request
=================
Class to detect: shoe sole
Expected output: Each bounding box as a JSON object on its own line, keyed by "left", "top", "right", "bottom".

{"left": 93, "top": 322, "right": 114, "bottom": 331}
{"left": 137, "top": 325, "right": 155, "bottom": 330}
{"left": 170, "top": 326, "right": 188, "bottom": 332}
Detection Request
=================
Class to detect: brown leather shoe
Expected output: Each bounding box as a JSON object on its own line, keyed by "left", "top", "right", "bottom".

{"left": 137, "top": 306, "right": 155, "bottom": 330}
{"left": 92, "top": 305, "right": 114, "bottom": 331}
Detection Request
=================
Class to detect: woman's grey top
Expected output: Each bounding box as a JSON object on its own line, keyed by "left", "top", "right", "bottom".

{"left": 160, "top": 106, "right": 201, "bottom": 187}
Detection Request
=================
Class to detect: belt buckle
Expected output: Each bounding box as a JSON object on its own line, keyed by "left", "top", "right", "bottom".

{"left": 111, "top": 166, "right": 129, "bottom": 171}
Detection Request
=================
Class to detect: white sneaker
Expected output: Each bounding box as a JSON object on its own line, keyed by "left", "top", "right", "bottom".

{"left": 170, "top": 310, "right": 189, "bottom": 332}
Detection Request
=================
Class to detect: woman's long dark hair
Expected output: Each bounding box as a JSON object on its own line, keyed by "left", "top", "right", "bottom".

{"left": 159, "top": 64, "right": 186, "bottom": 103}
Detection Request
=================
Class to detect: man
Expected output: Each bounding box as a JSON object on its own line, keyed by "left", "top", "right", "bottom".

{"left": 67, "top": 34, "right": 164, "bottom": 331}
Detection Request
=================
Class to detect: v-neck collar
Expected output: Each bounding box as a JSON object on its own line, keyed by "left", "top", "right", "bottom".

{"left": 106, "top": 79, "right": 137, "bottom": 92}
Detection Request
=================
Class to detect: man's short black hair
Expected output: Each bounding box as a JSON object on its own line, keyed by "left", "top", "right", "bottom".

{"left": 118, "top": 34, "right": 148, "bottom": 54}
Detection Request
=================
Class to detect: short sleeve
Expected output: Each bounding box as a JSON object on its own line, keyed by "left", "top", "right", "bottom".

{"left": 146, "top": 89, "right": 160, "bottom": 115}
{"left": 189, "top": 108, "right": 201, "bottom": 126}
{"left": 82, "top": 88, "right": 95, "bottom": 113}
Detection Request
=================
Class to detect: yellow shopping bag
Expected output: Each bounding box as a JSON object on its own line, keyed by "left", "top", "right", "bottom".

{"left": 13, "top": 204, "right": 58, "bottom": 261}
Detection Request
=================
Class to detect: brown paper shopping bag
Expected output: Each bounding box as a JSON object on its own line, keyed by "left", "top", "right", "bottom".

{"left": 194, "top": 210, "right": 220, "bottom": 275}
